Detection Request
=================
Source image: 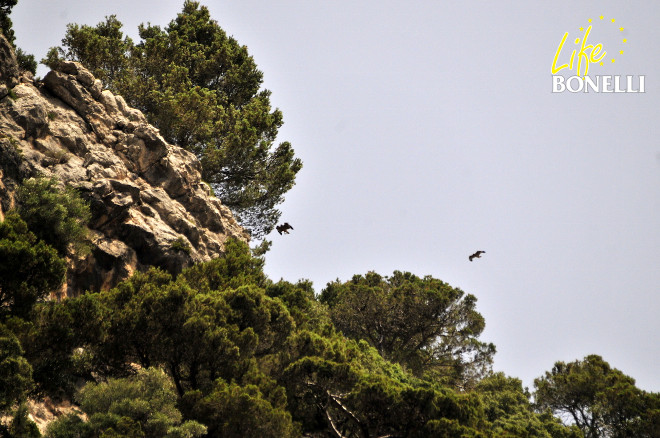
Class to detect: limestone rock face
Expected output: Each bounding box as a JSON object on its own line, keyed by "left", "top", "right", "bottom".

{"left": 0, "top": 35, "right": 249, "bottom": 295}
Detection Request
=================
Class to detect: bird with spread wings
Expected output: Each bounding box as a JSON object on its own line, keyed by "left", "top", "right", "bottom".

{"left": 469, "top": 250, "right": 485, "bottom": 262}
{"left": 276, "top": 222, "right": 294, "bottom": 235}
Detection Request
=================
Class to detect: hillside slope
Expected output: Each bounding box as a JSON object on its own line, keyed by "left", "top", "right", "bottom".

{"left": 0, "top": 34, "right": 249, "bottom": 296}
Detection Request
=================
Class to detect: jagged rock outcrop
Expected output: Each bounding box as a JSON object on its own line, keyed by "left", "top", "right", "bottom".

{"left": 0, "top": 32, "right": 19, "bottom": 96}
{"left": 0, "top": 34, "right": 249, "bottom": 295}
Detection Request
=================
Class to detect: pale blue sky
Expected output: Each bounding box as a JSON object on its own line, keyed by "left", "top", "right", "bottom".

{"left": 13, "top": 1, "right": 660, "bottom": 392}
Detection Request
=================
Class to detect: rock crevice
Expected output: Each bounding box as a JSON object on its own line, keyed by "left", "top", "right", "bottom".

{"left": 0, "top": 35, "right": 249, "bottom": 295}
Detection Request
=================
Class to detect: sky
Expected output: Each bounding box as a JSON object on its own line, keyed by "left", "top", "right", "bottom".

{"left": 12, "top": 1, "right": 660, "bottom": 392}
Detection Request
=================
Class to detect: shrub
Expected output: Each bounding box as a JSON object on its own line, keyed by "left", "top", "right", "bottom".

{"left": 46, "top": 368, "right": 206, "bottom": 438}
{"left": 0, "top": 212, "right": 66, "bottom": 319}
{"left": 0, "top": 324, "right": 33, "bottom": 413}
{"left": 170, "top": 237, "right": 191, "bottom": 255}
{"left": 16, "top": 177, "right": 91, "bottom": 257}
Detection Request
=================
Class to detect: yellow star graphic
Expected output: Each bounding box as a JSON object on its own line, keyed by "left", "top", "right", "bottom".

{"left": 611, "top": 18, "right": 616, "bottom": 23}
{"left": 620, "top": 50, "right": 624, "bottom": 55}
{"left": 600, "top": 62, "right": 604, "bottom": 66}
{"left": 588, "top": 18, "right": 592, "bottom": 23}
{"left": 599, "top": 15, "right": 604, "bottom": 20}
{"left": 611, "top": 59, "right": 616, "bottom": 63}
{"left": 619, "top": 27, "right": 624, "bottom": 31}
{"left": 623, "top": 38, "right": 627, "bottom": 43}
{"left": 579, "top": 27, "right": 584, "bottom": 31}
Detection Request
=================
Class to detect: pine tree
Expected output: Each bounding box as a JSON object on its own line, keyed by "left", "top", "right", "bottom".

{"left": 43, "top": 2, "right": 302, "bottom": 240}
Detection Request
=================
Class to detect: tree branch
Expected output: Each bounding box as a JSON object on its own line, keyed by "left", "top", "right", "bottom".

{"left": 327, "top": 391, "right": 369, "bottom": 438}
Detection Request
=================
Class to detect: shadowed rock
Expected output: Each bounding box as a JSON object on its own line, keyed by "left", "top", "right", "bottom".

{"left": 0, "top": 33, "right": 19, "bottom": 89}
{"left": 0, "top": 37, "right": 249, "bottom": 295}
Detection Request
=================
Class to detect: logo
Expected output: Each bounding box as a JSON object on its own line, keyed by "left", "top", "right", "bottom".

{"left": 551, "top": 15, "right": 644, "bottom": 93}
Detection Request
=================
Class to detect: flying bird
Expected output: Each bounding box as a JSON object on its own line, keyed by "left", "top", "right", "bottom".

{"left": 469, "top": 251, "right": 485, "bottom": 262}
{"left": 276, "top": 222, "right": 294, "bottom": 235}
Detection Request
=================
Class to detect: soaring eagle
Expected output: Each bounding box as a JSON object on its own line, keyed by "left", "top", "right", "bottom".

{"left": 469, "top": 250, "right": 485, "bottom": 262}
{"left": 276, "top": 222, "right": 294, "bottom": 235}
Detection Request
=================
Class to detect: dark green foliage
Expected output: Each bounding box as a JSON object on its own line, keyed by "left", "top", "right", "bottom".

{"left": 6, "top": 403, "right": 41, "bottom": 438}
{"left": 266, "top": 280, "right": 330, "bottom": 331}
{"left": 180, "top": 238, "right": 267, "bottom": 291}
{"left": 44, "top": 414, "right": 94, "bottom": 438}
{"left": 15, "top": 47, "right": 36, "bottom": 75}
{"left": 12, "top": 294, "right": 103, "bottom": 397}
{"left": 45, "top": 14, "right": 132, "bottom": 86}
{"left": 0, "top": 0, "right": 17, "bottom": 46}
{"left": 280, "top": 329, "right": 485, "bottom": 437}
{"left": 346, "top": 374, "right": 485, "bottom": 437}
{"left": 170, "top": 237, "right": 191, "bottom": 255}
{"left": 183, "top": 380, "right": 298, "bottom": 438}
{"left": 93, "top": 251, "right": 293, "bottom": 396}
{"left": 0, "top": 212, "right": 66, "bottom": 319}
{"left": 43, "top": 1, "right": 302, "bottom": 239}
{"left": 2, "top": 175, "right": 653, "bottom": 438}
{"left": 320, "top": 270, "right": 496, "bottom": 389}
{"left": 4, "top": 5, "right": 656, "bottom": 437}
{"left": 0, "top": 324, "right": 33, "bottom": 413}
{"left": 16, "top": 177, "right": 91, "bottom": 258}
{"left": 476, "top": 372, "right": 582, "bottom": 438}
{"left": 6, "top": 232, "right": 655, "bottom": 437}
{"left": 46, "top": 368, "right": 206, "bottom": 438}
{"left": 534, "top": 355, "right": 659, "bottom": 438}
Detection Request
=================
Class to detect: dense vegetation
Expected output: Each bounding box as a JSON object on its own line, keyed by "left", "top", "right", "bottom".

{"left": 0, "top": 178, "right": 657, "bottom": 437}
{"left": 1, "top": 2, "right": 659, "bottom": 437}
{"left": 43, "top": 1, "right": 302, "bottom": 241}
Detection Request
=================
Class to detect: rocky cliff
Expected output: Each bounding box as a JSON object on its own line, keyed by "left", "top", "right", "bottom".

{"left": 0, "top": 34, "right": 249, "bottom": 295}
